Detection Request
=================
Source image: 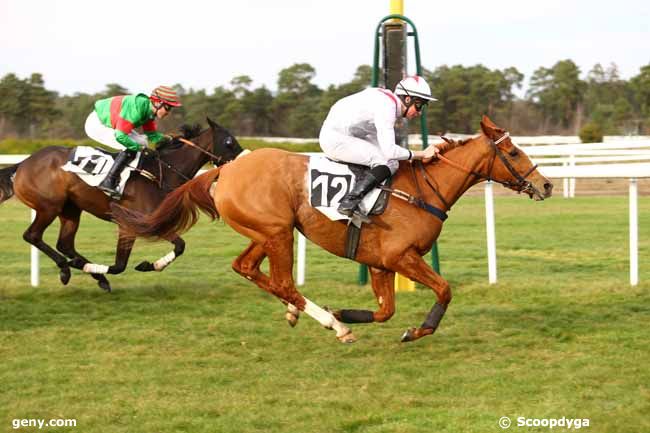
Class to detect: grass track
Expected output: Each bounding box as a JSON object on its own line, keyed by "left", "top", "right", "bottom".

{"left": 1, "top": 195, "right": 649, "bottom": 433}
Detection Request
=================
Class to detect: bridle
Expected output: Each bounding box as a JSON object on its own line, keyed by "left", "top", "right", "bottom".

{"left": 432, "top": 132, "right": 540, "bottom": 197}
{"left": 178, "top": 137, "right": 226, "bottom": 166}
{"left": 139, "top": 132, "right": 231, "bottom": 190}
{"left": 379, "top": 131, "right": 542, "bottom": 222}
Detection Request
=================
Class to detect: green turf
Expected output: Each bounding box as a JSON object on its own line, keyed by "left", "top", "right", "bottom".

{"left": 1, "top": 195, "right": 649, "bottom": 433}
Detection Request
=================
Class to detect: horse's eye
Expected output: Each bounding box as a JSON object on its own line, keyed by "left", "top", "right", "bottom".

{"left": 225, "top": 137, "right": 232, "bottom": 146}
{"left": 509, "top": 149, "right": 519, "bottom": 157}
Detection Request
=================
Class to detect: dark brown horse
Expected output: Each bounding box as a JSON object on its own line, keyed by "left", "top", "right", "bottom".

{"left": 0, "top": 118, "right": 243, "bottom": 291}
{"left": 113, "top": 116, "right": 552, "bottom": 342}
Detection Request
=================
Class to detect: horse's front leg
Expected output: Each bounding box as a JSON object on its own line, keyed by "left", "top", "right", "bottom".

{"left": 73, "top": 229, "right": 135, "bottom": 285}
{"left": 390, "top": 248, "right": 452, "bottom": 343}
{"left": 134, "top": 235, "right": 185, "bottom": 272}
{"left": 330, "top": 266, "right": 396, "bottom": 324}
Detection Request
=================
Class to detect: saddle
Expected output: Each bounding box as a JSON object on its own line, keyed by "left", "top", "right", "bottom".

{"left": 61, "top": 146, "right": 146, "bottom": 193}
{"left": 307, "top": 156, "right": 392, "bottom": 259}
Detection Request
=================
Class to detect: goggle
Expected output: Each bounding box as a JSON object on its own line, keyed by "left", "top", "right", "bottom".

{"left": 162, "top": 103, "right": 174, "bottom": 111}
{"left": 413, "top": 99, "right": 428, "bottom": 112}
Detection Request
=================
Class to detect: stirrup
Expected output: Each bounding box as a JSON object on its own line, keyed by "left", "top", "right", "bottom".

{"left": 98, "top": 185, "right": 121, "bottom": 199}
{"left": 349, "top": 210, "right": 371, "bottom": 226}
{"left": 337, "top": 199, "right": 360, "bottom": 217}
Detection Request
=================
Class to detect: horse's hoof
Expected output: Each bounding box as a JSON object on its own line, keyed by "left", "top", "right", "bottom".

{"left": 135, "top": 261, "right": 155, "bottom": 272}
{"left": 337, "top": 332, "right": 357, "bottom": 344}
{"left": 285, "top": 312, "right": 299, "bottom": 327}
{"left": 98, "top": 279, "right": 112, "bottom": 292}
{"left": 59, "top": 267, "right": 71, "bottom": 285}
{"left": 400, "top": 328, "right": 416, "bottom": 343}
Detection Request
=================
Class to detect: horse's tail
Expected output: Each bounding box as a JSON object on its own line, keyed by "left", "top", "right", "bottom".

{"left": 0, "top": 164, "right": 19, "bottom": 205}
{"left": 111, "top": 167, "right": 222, "bottom": 240}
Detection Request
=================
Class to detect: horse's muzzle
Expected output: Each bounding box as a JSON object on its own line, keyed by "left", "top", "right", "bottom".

{"left": 528, "top": 177, "right": 553, "bottom": 201}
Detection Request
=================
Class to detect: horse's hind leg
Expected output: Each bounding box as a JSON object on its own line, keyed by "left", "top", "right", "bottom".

{"left": 262, "top": 231, "right": 354, "bottom": 343}
{"left": 391, "top": 248, "right": 452, "bottom": 343}
{"left": 23, "top": 209, "right": 72, "bottom": 285}
{"left": 134, "top": 234, "right": 185, "bottom": 272}
{"left": 56, "top": 205, "right": 112, "bottom": 292}
{"left": 232, "top": 241, "right": 300, "bottom": 327}
{"left": 332, "top": 266, "right": 396, "bottom": 324}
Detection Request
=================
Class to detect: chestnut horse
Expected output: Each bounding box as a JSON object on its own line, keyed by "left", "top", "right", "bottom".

{"left": 0, "top": 118, "right": 243, "bottom": 292}
{"left": 112, "top": 116, "right": 552, "bottom": 342}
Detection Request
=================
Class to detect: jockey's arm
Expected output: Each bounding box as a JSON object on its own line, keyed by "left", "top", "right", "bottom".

{"left": 375, "top": 109, "right": 411, "bottom": 161}
{"left": 142, "top": 120, "right": 164, "bottom": 146}
{"left": 115, "top": 130, "right": 145, "bottom": 152}
{"left": 375, "top": 108, "right": 440, "bottom": 163}
{"left": 411, "top": 145, "right": 441, "bottom": 163}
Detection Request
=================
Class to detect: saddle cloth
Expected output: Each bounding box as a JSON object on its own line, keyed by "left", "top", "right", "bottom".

{"left": 308, "top": 156, "right": 387, "bottom": 221}
{"left": 61, "top": 146, "right": 143, "bottom": 194}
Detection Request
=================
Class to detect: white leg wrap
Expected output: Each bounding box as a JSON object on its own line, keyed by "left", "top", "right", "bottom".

{"left": 153, "top": 251, "right": 176, "bottom": 271}
{"left": 83, "top": 263, "right": 109, "bottom": 274}
{"left": 287, "top": 303, "right": 300, "bottom": 316}
{"left": 303, "top": 298, "right": 350, "bottom": 338}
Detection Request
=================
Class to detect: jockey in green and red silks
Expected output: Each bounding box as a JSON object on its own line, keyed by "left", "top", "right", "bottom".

{"left": 94, "top": 93, "right": 165, "bottom": 151}
{"left": 84, "top": 85, "right": 182, "bottom": 198}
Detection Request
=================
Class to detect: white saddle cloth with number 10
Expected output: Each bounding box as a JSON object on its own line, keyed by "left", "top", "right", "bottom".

{"left": 61, "top": 146, "right": 143, "bottom": 194}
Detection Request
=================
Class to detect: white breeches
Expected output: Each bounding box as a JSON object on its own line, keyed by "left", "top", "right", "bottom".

{"left": 84, "top": 112, "right": 148, "bottom": 150}
{"left": 319, "top": 129, "right": 399, "bottom": 174}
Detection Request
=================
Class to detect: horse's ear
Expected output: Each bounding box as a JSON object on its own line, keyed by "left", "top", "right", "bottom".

{"left": 480, "top": 115, "right": 504, "bottom": 139}
{"left": 480, "top": 115, "right": 493, "bottom": 137}
{"left": 206, "top": 117, "right": 218, "bottom": 129}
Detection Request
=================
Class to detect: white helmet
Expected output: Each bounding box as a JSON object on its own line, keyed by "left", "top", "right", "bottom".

{"left": 394, "top": 75, "right": 437, "bottom": 101}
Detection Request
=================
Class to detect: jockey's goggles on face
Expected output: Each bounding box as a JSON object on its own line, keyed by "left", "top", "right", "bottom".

{"left": 162, "top": 103, "right": 173, "bottom": 111}
{"left": 413, "top": 98, "right": 427, "bottom": 112}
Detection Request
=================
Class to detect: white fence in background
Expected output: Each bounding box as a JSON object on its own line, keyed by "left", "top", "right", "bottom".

{"left": 3, "top": 138, "right": 649, "bottom": 287}
{"left": 486, "top": 139, "right": 650, "bottom": 285}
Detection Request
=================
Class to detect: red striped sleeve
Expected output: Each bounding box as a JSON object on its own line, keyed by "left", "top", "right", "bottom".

{"left": 142, "top": 120, "right": 157, "bottom": 132}
{"left": 114, "top": 117, "right": 134, "bottom": 135}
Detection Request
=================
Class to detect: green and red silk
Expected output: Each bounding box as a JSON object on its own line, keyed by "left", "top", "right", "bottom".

{"left": 94, "top": 93, "right": 164, "bottom": 151}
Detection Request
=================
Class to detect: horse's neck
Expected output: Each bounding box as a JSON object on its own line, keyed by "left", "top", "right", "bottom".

{"left": 419, "top": 142, "right": 489, "bottom": 210}
{"left": 158, "top": 140, "right": 210, "bottom": 185}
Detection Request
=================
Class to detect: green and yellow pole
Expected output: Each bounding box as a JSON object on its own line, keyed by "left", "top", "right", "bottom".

{"left": 360, "top": 2, "right": 440, "bottom": 286}
{"left": 390, "top": 0, "right": 415, "bottom": 292}
{"left": 390, "top": 0, "right": 403, "bottom": 15}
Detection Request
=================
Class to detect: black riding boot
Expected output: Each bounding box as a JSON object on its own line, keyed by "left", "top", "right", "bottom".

{"left": 338, "top": 165, "right": 391, "bottom": 217}
{"left": 98, "top": 150, "right": 135, "bottom": 198}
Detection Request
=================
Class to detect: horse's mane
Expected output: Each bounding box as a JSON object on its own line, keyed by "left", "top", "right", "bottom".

{"left": 437, "top": 136, "right": 472, "bottom": 154}
{"left": 157, "top": 124, "right": 204, "bottom": 151}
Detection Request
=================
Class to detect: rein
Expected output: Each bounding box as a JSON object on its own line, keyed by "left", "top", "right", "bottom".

{"left": 434, "top": 132, "right": 539, "bottom": 195}
{"left": 140, "top": 136, "right": 221, "bottom": 188}
{"left": 178, "top": 137, "right": 224, "bottom": 165}
{"left": 381, "top": 131, "right": 540, "bottom": 222}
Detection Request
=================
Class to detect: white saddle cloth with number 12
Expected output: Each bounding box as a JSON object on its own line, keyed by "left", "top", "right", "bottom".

{"left": 307, "top": 156, "right": 384, "bottom": 221}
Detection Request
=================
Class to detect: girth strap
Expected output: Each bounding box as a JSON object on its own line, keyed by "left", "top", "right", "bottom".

{"left": 379, "top": 186, "right": 448, "bottom": 222}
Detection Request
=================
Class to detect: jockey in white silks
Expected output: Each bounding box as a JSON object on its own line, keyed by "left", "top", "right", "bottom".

{"left": 319, "top": 75, "right": 440, "bottom": 217}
